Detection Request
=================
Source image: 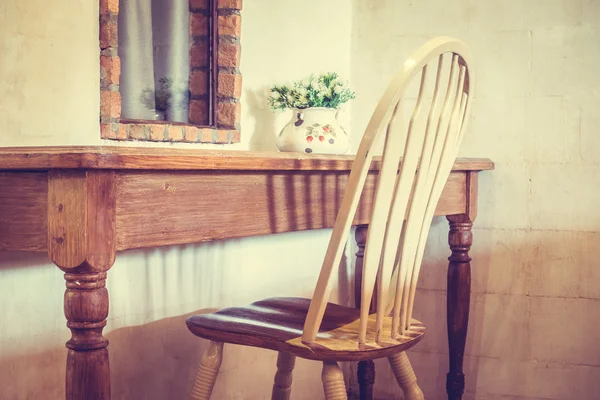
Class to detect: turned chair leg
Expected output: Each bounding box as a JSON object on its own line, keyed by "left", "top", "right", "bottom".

{"left": 388, "top": 352, "right": 424, "bottom": 400}
{"left": 321, "top": 361, "right": 348, "bottom": 400}
{"left": 189, "top": 341, "right": 224, "bottom": 400}
{"left": 271, "top": 352, "right": 296, "bottom": 400}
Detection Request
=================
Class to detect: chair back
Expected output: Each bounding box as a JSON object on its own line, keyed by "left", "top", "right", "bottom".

{"left": 302, "top": 37, "right": 474, "bottom": 344}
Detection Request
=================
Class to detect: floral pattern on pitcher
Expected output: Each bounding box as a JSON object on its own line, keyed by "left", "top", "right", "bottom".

{"left": 305, "top": 123, "right": 337, "bottom": 146}
{"left": 276, "top": 107, "right": 350, "bottom": 155}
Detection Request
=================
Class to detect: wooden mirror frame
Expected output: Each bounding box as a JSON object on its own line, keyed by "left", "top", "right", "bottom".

{"left": 99, "top": 0, "right": 242, "bottom": 144}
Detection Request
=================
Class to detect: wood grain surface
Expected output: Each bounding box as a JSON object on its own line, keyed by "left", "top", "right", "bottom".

{"left": 0, "top": 172, "right": 47, "bottom": 251}
{"left": 115, "top": 170, "right": 466, "bottom": 250}
{"left": 186, "top": 297, "right": 425, "bottom": 362}
{"left": 0, "top": 168, "right": 473, "bottom": 252}
{"left": 0, "top": 146, "right": 494, "bottom": 172}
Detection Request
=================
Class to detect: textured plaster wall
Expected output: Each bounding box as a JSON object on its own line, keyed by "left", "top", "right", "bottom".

{"left": 0, "top": 0, "right": 100, "bottom": 146}
{"left": 351, "top": 1, "right": 600, "bottom": 399}
{"left": 0, "top": 0, "right": 353, "bottom": 399}
{"left": 2, "top": 0, "right": 598, "bottom": 399}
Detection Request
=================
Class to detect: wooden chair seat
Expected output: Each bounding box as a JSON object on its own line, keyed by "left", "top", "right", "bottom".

{"left": 186, "top": 297, "right": 426, "bottom": 362}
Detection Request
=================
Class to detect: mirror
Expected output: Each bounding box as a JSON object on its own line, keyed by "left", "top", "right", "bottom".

{"left": 118, "top": 0, "right": 214, "bottom": 126}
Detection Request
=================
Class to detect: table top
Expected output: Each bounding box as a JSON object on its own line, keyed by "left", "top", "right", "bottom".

{"left": 0, "top": 146, "right": 495, "bottom": 171}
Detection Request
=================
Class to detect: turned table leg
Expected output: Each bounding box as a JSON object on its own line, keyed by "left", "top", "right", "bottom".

{"left": 271, "top": 352, "right": 296, "bottom": 400}
{"left": 446, "top": 214, "right": 472, "bottom": 400}
{"left": 354, "top": 225, "right": 375, "bottom": 400}
{"left": 48, "top": 170, "right": 116, "bottom": 400}
{"left": 357, "top": 360, "right": 375, "bottom": 400}
{"left": 64, "top": 271, "right": 111, "bottom": 399}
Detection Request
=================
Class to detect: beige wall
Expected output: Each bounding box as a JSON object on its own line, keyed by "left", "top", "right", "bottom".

{"left": 352, "top": 1, "right": 600, "bottom": 399}
{"left": 0, "top": 0, "right": 100, "bottom": 146}
{"left": 0, "top": 0, "right": 353, "bottom": 399}
{"left": 2, "top": 0, "right": 599, "bottom": 399}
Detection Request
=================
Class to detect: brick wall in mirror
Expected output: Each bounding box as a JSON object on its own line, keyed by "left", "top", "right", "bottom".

{"left": 100, "top": 0, "right": 242, "bottom": 144}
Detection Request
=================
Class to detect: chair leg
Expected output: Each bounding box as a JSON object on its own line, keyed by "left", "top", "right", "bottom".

{"left": 271, "top": 352, "right": 296, "bottom": 400}
{"left": 321, "top": 361, "right": 348, "bottom": 400}
{"left": 388, "top": 352, "right": 424, "bottom": 400}
{"left": 189, "top": 341, "right": 224, "bottom": 400}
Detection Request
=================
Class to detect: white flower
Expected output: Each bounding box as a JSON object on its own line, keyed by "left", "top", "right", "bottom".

{"left": 269, "top": 72, "right": 353, "bottom": 111}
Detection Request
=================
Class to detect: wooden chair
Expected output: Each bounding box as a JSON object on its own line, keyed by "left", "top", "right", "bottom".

{"left": 185, "top": 37, "right": 473, "bottom": 400}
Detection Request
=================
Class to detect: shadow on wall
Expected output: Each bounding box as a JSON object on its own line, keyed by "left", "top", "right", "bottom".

{"left": 372, "top": 203, "right": 600, "bottom": 398}
{"left": 108, "top": 308, "right": 356, "bottom": 400}
{"left": 0, "top": 251, "right": 50, "bottom": 271}
{"left": 107, "top": 309, "right": 214, "bottom": 400}
{"left": 245, "top": 88, "right": 279, "bottom": 152}
{"left": 0, "top": 344, "right": 66, "bottom": 400}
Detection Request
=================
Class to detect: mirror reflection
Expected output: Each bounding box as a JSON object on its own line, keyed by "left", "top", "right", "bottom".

{"left": 118, "top": 0, "right": 211, "bottom": 125}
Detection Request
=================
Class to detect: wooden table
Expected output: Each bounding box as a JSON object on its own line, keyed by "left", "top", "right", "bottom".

{"left": 0, "top": 147, "right": 493, "bottom": 400}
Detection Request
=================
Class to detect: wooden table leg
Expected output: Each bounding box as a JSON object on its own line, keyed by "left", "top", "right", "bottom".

{"left": 64, "top": 271, "right": 111, "bottom": 399}
{"left": 446, "top": 214, "right": 472, "bottom": 400}
{"left": 48, "top": 170, "right": 116, "bottom": 400}
{"left": 354, "top": 225, "right": 375, "bottom": 400}
{"left": 357, "top": 359, "right": 375, "bottom": 400}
